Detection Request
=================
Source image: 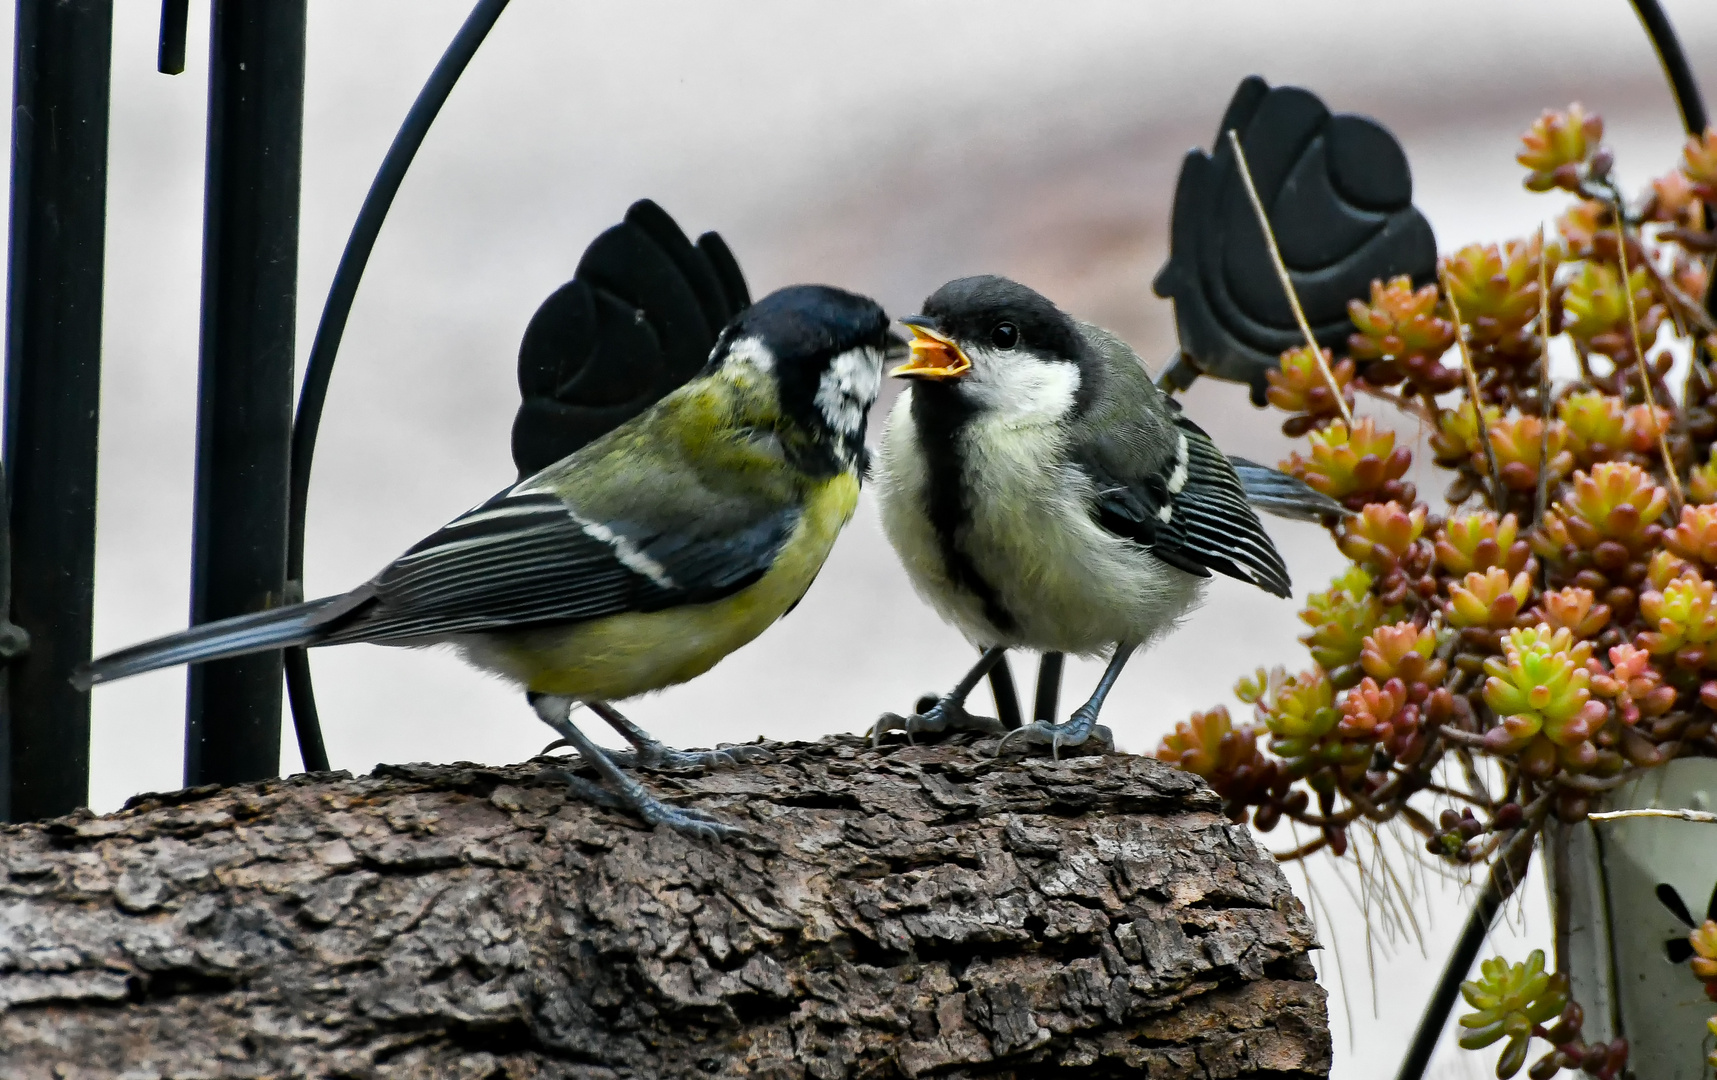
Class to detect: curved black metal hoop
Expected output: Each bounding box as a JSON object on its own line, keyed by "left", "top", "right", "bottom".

{"left": 283, "top": 0, "right": 511, "bottom": 772}
{"left": 1630, "top": 0, "right": 1709, "bottom": 136}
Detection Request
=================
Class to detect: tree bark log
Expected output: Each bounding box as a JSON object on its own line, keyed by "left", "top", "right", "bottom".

{"left": 0, "top": 734, "right": 1329, "bottom": 1078}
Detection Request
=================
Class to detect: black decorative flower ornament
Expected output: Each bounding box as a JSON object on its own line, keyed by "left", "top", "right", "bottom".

{"left": 1153, "top": 75, "right": 1439, "bottom": 404}
{"left": 511, "top": 199, "right": 750, "bottom": 478}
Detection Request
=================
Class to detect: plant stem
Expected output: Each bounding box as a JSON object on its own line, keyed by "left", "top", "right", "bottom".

{"left": 1225, "top": 129, "right": 1353, "bottom": 426}
{"left": 1439, "top": 265, "right": 1508, "bottom": 510}
{"left": 1587, "top": 807, "right": 1717, "bottom": 824}
{"left": 1612, "top": 209, "right": 1686, "bottom": 510}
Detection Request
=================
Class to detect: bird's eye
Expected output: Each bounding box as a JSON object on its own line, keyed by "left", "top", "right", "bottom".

{"left": 990, "top": 322, "right": 1019, "bottom": 350}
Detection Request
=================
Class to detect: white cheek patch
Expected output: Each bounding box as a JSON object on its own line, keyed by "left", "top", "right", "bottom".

{"left": 961, "top": 346, "right": 1081, "bottom": 422}
{"left": 815, "top": 346, "right": 883, "bottom": 435}
{"left": 723, "top": 335, "right": 776, "bottom": 375}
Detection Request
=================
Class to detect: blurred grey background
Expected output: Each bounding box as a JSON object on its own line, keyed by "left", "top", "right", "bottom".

{"left": 15, "top": 1, "right": 1713, "bottom": 1075}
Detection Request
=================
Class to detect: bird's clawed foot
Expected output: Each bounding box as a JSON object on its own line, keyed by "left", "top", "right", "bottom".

{"left": 537, "top": 736, "right": 771, "bottom": 771}
{"left": 540, "top": 767, "right": 750, "bottom": 841}
{"left": 993, "top": 702, "right": 1114, "bottom": 760}
{"left": 528, "top": 693, "right": 755, "bottom": 843}
{"left": 870, "top": 695, "right": 1008, "bottom": 746}
{"left": 628, "top": 738, "right": 773, "bottom": 771}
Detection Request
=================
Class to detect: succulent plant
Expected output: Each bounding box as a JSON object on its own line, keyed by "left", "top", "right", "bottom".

{"left": 1536, "top": 587, "right": 1611, "bottom": 640}
{"left": 1561, "top": 261, "right": 1662, "bottom": 362}
{"left": 1266, "top": 345, "right": 1355, "bottom": 434}
{"left": 1435, "top": 512, "right": 1528, "bottom": 576}
{"left": 1587, "top": 643, "right": 1673, "bottom": 735}
{"left": 1155, "top": 705, "right": 1280, "bottom": 808}
{"left": 1459, "top": 950, "right": 1570, "bottom": 1078}
{"left": 1338, "top": 501, "right": 1428, "bottom": 570}
{"left": 1447, "top": 568, "right": 1534, "bottom": 630}
{"left": 1636, "top": 568, "right": 1717, "bottom": 669}
{"left": 1692, "top": 450, "right": 1717, "bottom": 506}
{"left": 1482, "top": 625, "right": 1603, "bottom": 755}
{"left": 1299, "top": 565, "right": 1394, "bottom": 678}
{"left": 1154, "top": 99, "right": 1717, "bottom": 1075}
{"left": 1442, "top": 239, "right": 1544, "bottom": 358}
{"left": 1542, "top": 462, "right": 1670, "bottom": 556}
{"left": 1488, "top": 414, "right": 1572, "bottom": 493}
{"left": 1519, "top": 103, "right": 1604, "bottom": 192}
{"left": 1645, "top": 168, "right": 1701, "bottom": 225}
{"left": 1558, "top": 390, "right": 1627, "bottom": 466}
{"left": 1255, "top": 667, "right": 1369, "bottom": 776}
{"left": 1664, "top": 502, "right": 1717, "bottom": 568}
{"left": 1339, "top": 676, "right": 1418, "bottom": 755}
{"left": 1431, "top": 401, "right": 1504, "bottom": 468}
{"left": 1348, "top": 275, "right": 1459, "bottom": 389}
{"left": 1359, "top": 621, "right": 1446, "bottom": 686}
{"left": 1555, "top": 200, "right": 1608, "bottom": 262}
{"left": 1281, "top": 417, "right": 1415, "bottom": 509}
{"left": 1682, "top": 125, "right": 1717, "bottom": 204}
{"left": 1691, "top": 920, "right": 1717, "bottom": 987}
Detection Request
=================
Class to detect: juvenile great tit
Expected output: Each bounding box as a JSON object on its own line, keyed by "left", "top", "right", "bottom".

{"left": 871, "top": 275, "right": 1305, "bottom": 756}
{"left": 78, "top": 284, "right": 893, "bottom": 839}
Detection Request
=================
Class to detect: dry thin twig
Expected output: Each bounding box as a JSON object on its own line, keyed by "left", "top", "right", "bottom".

{"left": 1586, "top": 807, "right": 1717, "bottom": 824}
{"left": 1439, "top": 263, "right": 1508, "bottom": 510}
{"left": 1613, "top": 212, "right": 1685, "bottom": 511}
{"left": 1225, "top": 128, "right": 1354, "bottom": 427}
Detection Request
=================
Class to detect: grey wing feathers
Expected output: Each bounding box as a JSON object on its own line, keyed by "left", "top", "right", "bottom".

{"left": 1230, "top": 457, "right": 1348, "bottom": 523}
{"left": 324, "top": 487, "right": 797, "bottom": 644}
{"left": 1085, "top": 416, "right": 1293, "bottom": 599}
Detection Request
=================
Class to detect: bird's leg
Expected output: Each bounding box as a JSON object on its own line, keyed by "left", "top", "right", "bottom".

{"left": 586, "top": 700, "right": 772, "bottom": 770}
{"left": 870, "top": 646, "right": 1011, "bottom": 745}
{"left": 528, "top": 693, "right": 747, "bottom": 841}
{"left": 988, "top": 652, "right": 1023, "bottom": 730}
{"left": 995, "top": 642, "right": 1135, "bottom": 760}
{"left": 1033, "top": 652, "right": 1065, "bottom": 724}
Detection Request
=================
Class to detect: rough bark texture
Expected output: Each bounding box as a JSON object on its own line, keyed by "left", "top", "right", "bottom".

{"left": 0, "top": 733, "right": 1329, "bottom": 1079}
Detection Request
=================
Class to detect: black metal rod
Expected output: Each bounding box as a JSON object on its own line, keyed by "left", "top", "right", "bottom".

{"left": 282, "top": 0, "right": 511, "bottom": 773}
{"left": 1033, "top": 652, "right": 1065, "bottom": 724}
{"left": 1392, "top": 873, "right": 1505, "bottom": 1080}
{"left": 184, "top": 0, "right": 307, "bottom": 787}
{"left": 1628, "top": 0, "right": 1708, "bottom": 136}
{"left": 2, "top": 0, "right": 113, "bottom": 821}
{"left": 1627, "top": 0, "right": 1717, "bottom": 323}
{"left": 158, "top": 0, "right": 188, "bottom": 76}
{"left": 0, "top": 472, "right": 20, "bottom": 820}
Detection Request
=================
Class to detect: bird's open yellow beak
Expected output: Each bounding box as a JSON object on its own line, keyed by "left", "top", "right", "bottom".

{"left": 890, "top": 321, "right": 971, "bottom": 380}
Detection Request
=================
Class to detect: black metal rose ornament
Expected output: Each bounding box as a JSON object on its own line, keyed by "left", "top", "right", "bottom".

{"left": 1154, "top": 75, "right": 1439, "bottom": 404}
{"left": 511, "top": 199, "right": 750, "bottom": 478}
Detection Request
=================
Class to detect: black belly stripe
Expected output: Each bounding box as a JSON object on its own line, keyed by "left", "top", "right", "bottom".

{"left": 909, "top": 383, "right": 1017, "bottom": 635}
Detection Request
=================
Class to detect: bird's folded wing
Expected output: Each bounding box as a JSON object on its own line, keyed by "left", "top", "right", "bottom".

{"left": 321, "top": 487, "right": 797, "bottom": 644}
{"left": 1080, "top": 415, "right": 1293, "bottom": 598}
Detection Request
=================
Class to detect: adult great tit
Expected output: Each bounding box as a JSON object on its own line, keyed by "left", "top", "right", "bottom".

{"left": 78, "top": 284, "right": 893, "bottom": 839}
{"left": 871, "top": 274, "right": 1307, "bottom": 756}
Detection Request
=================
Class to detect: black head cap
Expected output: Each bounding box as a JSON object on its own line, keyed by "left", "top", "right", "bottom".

{"left": 727, "top": 284, "right": 891, "bottom": 365}
{"left": 917, "top": 275, "right": 1088, "bottom": 364}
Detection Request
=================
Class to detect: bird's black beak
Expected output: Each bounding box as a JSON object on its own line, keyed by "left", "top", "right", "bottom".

{"left": 891, "top": 316, "right": 971, "bottom": 380}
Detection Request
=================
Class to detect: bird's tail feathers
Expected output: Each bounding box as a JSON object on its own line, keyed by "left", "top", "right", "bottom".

{"left": 1231, "top": 457, "right": 1349, "bottom": 524}
{"left": 74, "top": 597, "right": 346, "bottom": 691}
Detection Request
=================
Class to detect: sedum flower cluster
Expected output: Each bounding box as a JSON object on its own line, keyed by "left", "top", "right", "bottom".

{"left": 1159, "top": 104, "right": 1717, "bottom": 1079}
